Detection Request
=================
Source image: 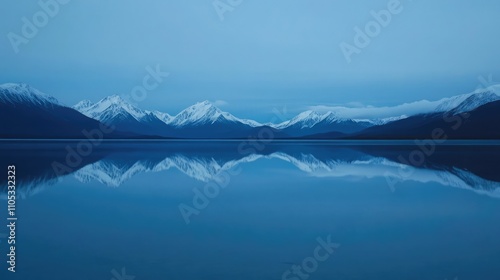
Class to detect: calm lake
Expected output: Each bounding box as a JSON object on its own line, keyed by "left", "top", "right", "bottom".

{"left": 1, "top": 141, "right": 499, "bottom": 280}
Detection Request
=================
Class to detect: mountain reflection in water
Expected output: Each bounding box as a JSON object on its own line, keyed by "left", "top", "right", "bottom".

{"left": 1, "top": 141, "right": 499, "bottom": 198}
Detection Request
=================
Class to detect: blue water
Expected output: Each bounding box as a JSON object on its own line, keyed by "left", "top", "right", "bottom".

{"left": 0, "top": 141, "right": 499, "bottom": 280}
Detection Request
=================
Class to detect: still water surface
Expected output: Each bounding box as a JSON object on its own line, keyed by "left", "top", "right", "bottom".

{"left": 0, "top": 141, "right": 499, "bottom": 280}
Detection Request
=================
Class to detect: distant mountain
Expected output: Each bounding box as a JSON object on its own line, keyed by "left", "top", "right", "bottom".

{"left": 274, "top": 86, "right": 499, "bottom": 136}
{"left": 352, "top": 100, "right": 500, "bottom": 140}
{"left": 163, "top": 101, "right": 270, "bottom": 138}
{"left": 434, "top": 86, "right": 500, "bottom": 114}
{"left": 274, "top": 110, "right": 374, "bottom": 136}
{"left": 295, "top": 85, "right": 500, "bottom": 128}
{"left": 73, "top": 97, "right": 269, "bottom": 138}
{"left": 0, "top": 84, "right": 131, "bottom": 139}
{"left": 73, "top": 95, "right": 174, "bottom": 137}
{"left": 169, "top": 100, "right": 262, "bottom": 128}
{"left": 302, "top": 86, "right": 500, "bottom": 139}
{"left": 447, "top": 90, "right": 500, "bottom": 114}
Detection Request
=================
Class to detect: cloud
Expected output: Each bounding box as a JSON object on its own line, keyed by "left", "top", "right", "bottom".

{"left": 306, "top": 83, "right": 500, "bottom": 120}
{"left": 213, "top": 100, "right": 228, "bottom": 107}
{"left": 307, "top": 99, "right": 441, "bottom": 119}
{"left": 212, "top": 100, "right": 229, "bottom": 107}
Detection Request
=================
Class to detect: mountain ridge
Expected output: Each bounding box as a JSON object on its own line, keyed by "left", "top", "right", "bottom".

{"left": 1, "top": 83, "right": 500, "bottom": 139}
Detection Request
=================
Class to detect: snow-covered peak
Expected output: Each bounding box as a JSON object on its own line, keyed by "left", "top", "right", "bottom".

{"left": 275, "top": 111, "right": 321, "bottom": 129}
{"left": 73, "top": 94, "right": 148, "bottom": 122}
{"left": 448, "top": 89, "right": 500, "bottom": 114}
{"left": 173, "top": 100, "right": 214, "bottom": 114}
{"left": 433, "top": 86, "right": 500, "bottom": 114}
{"left": 73, "top": 100, "right": 94, "bottom": 111}
{"left": 170, "top": 101, "right": 220, "bottom": 126}
{"left": 101, "top": 95, "right": 127, "bottom": 105}
{"left": 275, "top": 110, "right": 351, "bottom": 129}
{"left": 434, "top": 94, "right": 475, "bottom": 113}
{"left": 71, "top": 97, "right": 262, "bottom": 127}
{"left": 0, "top": 83, "right": 60, "bottom": 107}
{"left": 198, "top": 100, "right": 212, "bottom": 106}
{"left": 322, "top": 111, "right": 341, "bottom": 122}
{"left": 473, "top": 84, "right": 500, "bottom": 95}
{"left": 170, "top": 100, "right": 262, "bottom": 127}
{"left": 151, "top": 111, "right": 174, "bottom": 124}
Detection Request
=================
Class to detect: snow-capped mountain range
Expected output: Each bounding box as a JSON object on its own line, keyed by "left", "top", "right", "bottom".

{"left": 1, "top": 82, "right": 500, "bottom": 138}
{"left": 71, "top": 84, "right": 500, "bottom": 135}
{"left": 74, "top": 96, "right": 262, "bottom": 128}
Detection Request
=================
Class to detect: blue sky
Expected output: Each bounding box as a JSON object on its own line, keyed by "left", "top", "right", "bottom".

{"left": 1, "top": 0, "right": 500, "bottom": 121}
